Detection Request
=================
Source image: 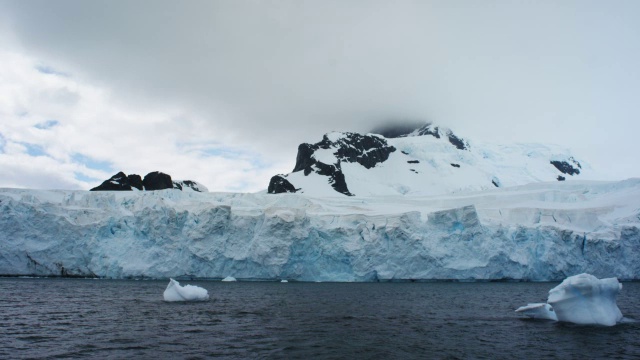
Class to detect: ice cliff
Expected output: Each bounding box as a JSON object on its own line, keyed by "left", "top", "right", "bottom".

{"left": 1, "top": 179, "right": 639, "bottom": 281}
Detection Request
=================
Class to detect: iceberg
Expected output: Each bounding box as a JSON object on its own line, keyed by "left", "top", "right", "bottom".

{"left": 515, "top": 303, "right": 558, "bottom": 321}
{"left": 516, "top": 273, "right": 623, "bottom": 326}
{"left": 163, "top": 278, "right": 209, "bottom": 302}
{"left": 548, "top": 273, "right": 623, "bottom": 326}
{"left": 221, "top": 276, "right": 237, "bottom": 282}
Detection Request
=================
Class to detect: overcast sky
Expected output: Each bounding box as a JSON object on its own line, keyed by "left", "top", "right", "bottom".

{"left": 0, "top": 0, "right": 638, "bottom": 192}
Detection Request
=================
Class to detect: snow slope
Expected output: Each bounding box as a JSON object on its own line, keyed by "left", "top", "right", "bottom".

{"left": 1, "top": 179, "right": 639, "bottom": 281}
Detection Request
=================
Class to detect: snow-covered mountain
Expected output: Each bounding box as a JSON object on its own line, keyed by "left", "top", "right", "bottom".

{"left": 268, "top": 123, "right": 586, "bottom": 197}
{"left": 91, "top": 171, "right": 208, "bottom": 192}
{"left": 1, "top": 179, "right": 638, "bottom": 281}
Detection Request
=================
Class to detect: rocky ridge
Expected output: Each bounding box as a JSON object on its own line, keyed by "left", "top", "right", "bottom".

{"left": 269, "top": 122, "right": 586, "bottom": 197}
{"left": 91, "top": 171, "right": 207, "bottom": 192}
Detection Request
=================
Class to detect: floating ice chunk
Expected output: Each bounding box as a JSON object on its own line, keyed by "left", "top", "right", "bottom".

{"left": 281, "top": 280, "right": 288, "bottom": 283}
{"left": 548, "top": 273, "right": 623, "bottom": 326}
{"left": 221, "top": 276, "right": 237, "bottom": 282}
{"left": 516, "top": 273, "right": 623, "bottom": 326}
{"left": 515, "top": 303, "right": 558, "bottom": 321}
{"left": 163, "top": 278, "right": 209, "bottom": 302}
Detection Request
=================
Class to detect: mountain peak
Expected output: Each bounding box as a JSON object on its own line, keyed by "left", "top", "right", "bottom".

{"left": 91, "top": 171, "right": 207, "bottom": 192}
{"left": 269, "top": 124, "right": 586, "bottom": 197}
{"left": 370, "top": 122, "right": 469, "bottom": 150}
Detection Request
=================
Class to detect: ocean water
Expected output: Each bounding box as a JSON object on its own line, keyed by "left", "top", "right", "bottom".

{"left": 1, "top": 279, "right": 639, "bottom": 359}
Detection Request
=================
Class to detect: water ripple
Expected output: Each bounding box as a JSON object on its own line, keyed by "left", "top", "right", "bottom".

{"left": 0, "top": 279, "right": 638, "bottom": 359}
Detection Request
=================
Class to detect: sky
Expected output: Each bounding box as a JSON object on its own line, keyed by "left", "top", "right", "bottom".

{"left": 0, "top": 0, "right": 638, "bottom": 192}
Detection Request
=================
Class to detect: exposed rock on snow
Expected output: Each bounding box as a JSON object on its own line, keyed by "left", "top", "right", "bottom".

{"left": 1, "top": 179, "right": 639, "bottom": 281}
{"left": 91, "top": 172, "right": 143, "bottom": 191}
{"left": 268, "top": 175, "right": 298, "bottom": 194}
{"left": 91, "top": 171, "right": 207, "bottom": 192}
{"left": 142, "top": 171, "right": 174, "bottom": 191}
{"left": 269, "top": 132, "right": 396, "bottom": 196}
{"left": 173, "top": 180, "right": 208, "bottom": 193}
{"left": 269, "top": 123, "right": 590, "bottom": 197}
{"left": 550, "top": 157, "right": 582, "bottom": 176}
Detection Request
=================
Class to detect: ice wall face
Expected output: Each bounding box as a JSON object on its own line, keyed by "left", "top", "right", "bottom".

{"left": 1, "top": 179, "right": 639, "bottom": 281}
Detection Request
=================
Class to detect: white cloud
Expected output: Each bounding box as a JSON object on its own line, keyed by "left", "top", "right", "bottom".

{"left": 0, "top": 50, "right": 291, "bottom": 191}
{"left": 0, "top": 1, "right": 639, "bottom": 190}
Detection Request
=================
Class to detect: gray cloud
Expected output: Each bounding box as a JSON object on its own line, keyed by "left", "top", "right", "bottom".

{"left": 0, "top": 0, "right": 639, "bottom": 187}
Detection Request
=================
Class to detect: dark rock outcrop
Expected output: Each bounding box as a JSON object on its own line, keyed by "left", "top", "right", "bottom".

{"left": 300, "top": 133, "right": 396, "bottom": 170}
{"left": 446, "top": 131, "right": 468, "bottom": 150}
{"left": 551, "top": 158, "right": 582, "bottom": 176}
{"left": 407, "top": 160, "right": 420, "bottom": 164}
{"left": 313, "top": 161, "right": 352, "bottom": 196}
{"left": 92, "top": 171, "right": 204, "bottom": 192}
{"left": 268, "top": 176, "right": 298, "bottom": 194}
{"left": 557, "top": 176, "right": 566, "bottom": 181}
{"left": 271, "top": 132, "right": 395, "bottom": 196}
{"left": 451, "top": 163, "right": 460, "bottom": 168}
{"left": 142, "top": 171, "right": 173, "bottom": 191}
{"left": 90, "top": 172, "right": 143, "bottom": 191}
{"left": 128, "top": 175, "right": 144, "bottom": 190}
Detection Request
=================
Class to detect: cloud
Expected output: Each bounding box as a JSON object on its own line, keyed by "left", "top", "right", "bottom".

{"left": 0, "top": 0, "right": 639, "bottom": 190}
{"left": 34, "top": 119, "right": 60, "bottom": 130}
{"left": 0, "top": 49, "right": 290, "bottom": 190}
{"left": 35, "top": 64, "right": 70, "bottom": 77}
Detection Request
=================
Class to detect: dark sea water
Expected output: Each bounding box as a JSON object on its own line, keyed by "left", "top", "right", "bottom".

{"left": 1, "top": 279, "right": 639, "bottom": 359}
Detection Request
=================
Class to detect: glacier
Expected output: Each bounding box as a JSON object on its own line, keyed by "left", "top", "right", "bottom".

{"left": 1, "top": 179, "right": 639, "bottom": 281}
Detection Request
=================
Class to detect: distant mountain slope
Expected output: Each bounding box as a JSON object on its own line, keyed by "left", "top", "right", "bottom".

{"left": 269, "top": 123, "right": 585, "bottom": 196}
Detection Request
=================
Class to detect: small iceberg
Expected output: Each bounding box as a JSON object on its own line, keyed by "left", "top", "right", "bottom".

{"left": 281, "top": 280, "right": 288, "bottom": 283}
{"left": 515, "top": 303, "right": 557, "bottom": 321}
{"left": 163, "top": 278, "right": 209, "bottom": 302}
{"left": 516, "top": 273, "right": 623, "bottom": 326}
{"left": 221, "top": 276, "right": 237, "bottom": 282}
